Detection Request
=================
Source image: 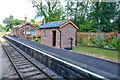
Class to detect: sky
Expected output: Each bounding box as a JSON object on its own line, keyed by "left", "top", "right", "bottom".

{"left": 0, "top": 0, "right": 118, "bottom": 27}
{"left": 0, "top": 0, "right": 43, "bottom": 26}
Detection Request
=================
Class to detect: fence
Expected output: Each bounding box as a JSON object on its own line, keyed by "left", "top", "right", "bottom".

{"left": 77, "top": 32, "right": 117, "bottom": 42}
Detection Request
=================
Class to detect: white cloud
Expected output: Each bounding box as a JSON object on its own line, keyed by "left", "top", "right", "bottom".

{"left": 0, "top": 0, "right": 42, "bottom": 26}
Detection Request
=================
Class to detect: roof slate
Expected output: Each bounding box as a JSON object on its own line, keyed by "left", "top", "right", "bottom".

{"left": 39, "top": 20, "right": 69, "bottom": 29}
{"left": 29, "top": 28, "right": 37, "bottom": 31}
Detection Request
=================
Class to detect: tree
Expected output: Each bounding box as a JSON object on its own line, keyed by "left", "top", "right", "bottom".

{"left": 30, "top": 19, "right": 40, "bottom": 28}
{"left": 3, "top": 15, "right": 14, "bottom": 30}
{"left": 79, "top": 19, "right": 94, "bottom": 32}
{"left": 88, "top": 2, "right": 118, "bottom": 32}
{"left": 112, "top": 1, "right": 120, "bottom": 32}
{"left": 34, "top": 24, "right": 40, "bottom": 28}
{"left": 11, "top": 19, "right": 24, "bottom": 26}
{"left": 31, "top": 0, "right": 65, "bottom": 23}
{"left": 0, "top": 24, "right": 3, "bottom": 31}
{"left": 30, "top": 19, "right": 35, "bottom": 24}
{"left": 3, "top": 15, "right": 24, "bottom": 31}
{"left": 0, "top": 24, "right": 6, "bottom": 31}
{"left": 65, "top": 1, "right": 90, "bottom": 27}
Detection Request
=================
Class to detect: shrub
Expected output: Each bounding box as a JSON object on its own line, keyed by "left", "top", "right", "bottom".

{"left": 33, "top": 35, "right": 36, "bottom": 38}
{"left": 37, "top": 36, "right": 41, "bottom": 38}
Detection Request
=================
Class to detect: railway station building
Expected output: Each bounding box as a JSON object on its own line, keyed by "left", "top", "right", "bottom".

{"left": 13, "top": 17, "right": 41, "bottom": 38}
{"left": 39, "top": 20, "right": 79, "bottom": 49}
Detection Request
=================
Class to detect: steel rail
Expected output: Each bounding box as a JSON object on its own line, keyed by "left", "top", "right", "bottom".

{"left": 5, "top": 38, "right": 56, "bottom": 80}
{"left": 1, "top": 38, "right": 54, "bottom": 80}
{"left": 1, "top": 42, "right": 24, "bottom": 80}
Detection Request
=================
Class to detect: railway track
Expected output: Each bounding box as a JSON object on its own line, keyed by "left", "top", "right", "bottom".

{"left": 1, "top": 38, "right": 54, "bottom": 80}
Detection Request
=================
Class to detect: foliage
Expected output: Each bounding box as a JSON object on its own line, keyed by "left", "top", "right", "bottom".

{"left": 79, "top": 37, "right": 84, "bottom": 45}
{"left": 32, "top": 35, "right": 36, "bottom": 41}
{"left": 33, "top": 35, "right": 36, "bottom": 38}
{"left": 8, "top": 30, "right": 13, "bottom": 33}
{"left": 30, "top": 1, "right": 119, "bottom": 32}
{"left": 11, "top": 19, "right": 24, "bottom": 26}
{"left": 106, "top": 33, "right": 118, "bottom": 50}
{"left": 30, "top": 19, "right": 40, "bottom": 28}
{"left": 65, "top": 2, "right": 90, "bottom": 27}
{"left": 32, "top": 35, "right": 41, "bottom": 43}
{"left": 31, "top": 0, "right": 65, "bottom": 23}
{"left": 78, "top": 32, "right": 118, "bottom": 50}
{"left": 37, "top": 36, "right": 41, "bottom": 38}
{"left": 88, "top": 2, "right": 118, "bottom": 32}
{"left": 38, "top": 37, "right": 41, "bottom": 43}
{"left": 79, "top": 19, "right": 94, "bottom": 32}
{"left": 34, "top": 24, "right": 40, "bottom": 28}
{"left": 3, "top": 15, "right": 24, "bottom": 31}
{"left": 0, "top": 24, "right": 6, "bottom": 31}
{"left": 113, "top": 3, "right": 120, "bottom": 32}
{"left": 3, "top": 15, "right": 14, "bottom": 30}
{"left": 30, "top": 19, "right": 35, "bottom": 24}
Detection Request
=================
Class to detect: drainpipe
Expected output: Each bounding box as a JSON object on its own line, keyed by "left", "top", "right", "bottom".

{"left": 75, "top": 30, "right": 77, "bottom": 46}
{"left": 58, "top": 28, "right": 61, "bottom": 48}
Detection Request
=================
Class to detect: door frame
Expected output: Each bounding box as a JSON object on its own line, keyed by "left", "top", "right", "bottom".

{"left": 52, "top": 30, "right": 56, "bottom": 47}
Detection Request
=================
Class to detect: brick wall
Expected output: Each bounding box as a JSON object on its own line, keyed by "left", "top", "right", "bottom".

{"left": 36, "top": 29, "right": 41, "bottom": 37}
{"left": 41, "top": 24, "right": 77, "bottom": 49}
{"left": 13, "top": 27, "right": 20, "bottom": 38}
{"left": 60, "top": 23, "right": 76, "bottom": 48}
{"left": 13, "top": 24, "right": 40, "bottom": 38}
{"left": 77, "top": 32, "right": 118, "bottom": 42}
{"left": 41, "top": 28, "right": 60, "bottom": 48}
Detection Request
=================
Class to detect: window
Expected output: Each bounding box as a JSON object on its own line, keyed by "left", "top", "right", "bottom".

{"left": 23, "top": 31, "right": 25, "bottom": 34}
{"left": 32, "top": 31, "right": 36, "bottom": 35}
{"left": 44, "top": 30, "right": 46, "bottom": 39}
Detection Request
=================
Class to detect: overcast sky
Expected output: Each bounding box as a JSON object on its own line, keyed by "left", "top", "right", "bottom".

{"left": 0, "top": 0, "right": 118, "bottom": 27}
{"left": 0, "top": 0, "right": 67, "bottom": 27}
{"left": 0, "top": 0, "right": 43, "bottom": 26}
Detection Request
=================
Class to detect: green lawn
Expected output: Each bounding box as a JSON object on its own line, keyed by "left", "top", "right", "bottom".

{"left": 73, "top": 45, "right": 119, "bottom": 62}
{"left": 37, "top": 37, "right": 41, "bottom": 43}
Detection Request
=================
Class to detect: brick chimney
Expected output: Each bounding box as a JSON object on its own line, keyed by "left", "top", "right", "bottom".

{"left": 25, "top": 16, "right": 27, "bottom": 22}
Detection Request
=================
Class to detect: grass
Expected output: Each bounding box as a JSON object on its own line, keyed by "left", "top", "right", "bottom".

{"left": 73, "top": 45, "right": 119, "bottom": 62}
{"left": 37, "top": 37, "right": 41, "bottom": 43}
{"left": 32, "top": 37, "right": 41, "bottom": 43}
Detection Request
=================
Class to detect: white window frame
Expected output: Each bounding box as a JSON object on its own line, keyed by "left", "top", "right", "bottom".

{"left": 44, "top": 30, "right": 46, "bottom": 39}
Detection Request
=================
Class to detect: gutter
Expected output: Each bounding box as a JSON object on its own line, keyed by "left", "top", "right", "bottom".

{"left": 58, "top": 28, "right": 61, "bottom": 48}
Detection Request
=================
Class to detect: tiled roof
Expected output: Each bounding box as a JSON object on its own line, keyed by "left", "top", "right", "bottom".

{"left": 29, "top": 28, "right": 37, "bottom": 31}
{"left": 13, "top": 22, "right": 38, "bottom": 29}
{"left": 39, "top": 20, "right": 69, "bottom": 29}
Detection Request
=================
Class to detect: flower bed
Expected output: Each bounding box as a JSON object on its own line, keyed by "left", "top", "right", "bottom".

{"left": 78, "top": 32, "right": 119, "bottom": 51}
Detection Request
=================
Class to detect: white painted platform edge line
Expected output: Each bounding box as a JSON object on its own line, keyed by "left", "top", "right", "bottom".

{"left": 5, "top": 36, "right": 106, "bottom": 79}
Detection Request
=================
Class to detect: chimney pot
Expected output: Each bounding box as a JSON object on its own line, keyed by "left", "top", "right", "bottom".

{"left": 25, "top": 16, "right": 27, "bottom": 22}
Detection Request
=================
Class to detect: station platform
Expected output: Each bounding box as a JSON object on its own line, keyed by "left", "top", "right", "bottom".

{"left": 5, "top": 36, "right": 120, "bottom": 79}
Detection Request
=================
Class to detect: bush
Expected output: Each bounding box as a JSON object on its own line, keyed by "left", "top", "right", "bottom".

{"left": 78, "top": 32, "right": 118, "bottom": 50}
{"left": 33, "top": 35, "right": 36, "bottom": 41}
{"left": 37, "top": 36, "right": 41, "bottom": 38}
{"left": 33, "top": 35, "right": 36, "bottom": 38}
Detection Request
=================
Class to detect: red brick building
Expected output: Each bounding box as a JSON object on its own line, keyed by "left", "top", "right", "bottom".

{"left": 39, "top": 20, "right": 79, "bottom": 49}
{"left": 13, "top": 17, "right": 41, "bottom": 38}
